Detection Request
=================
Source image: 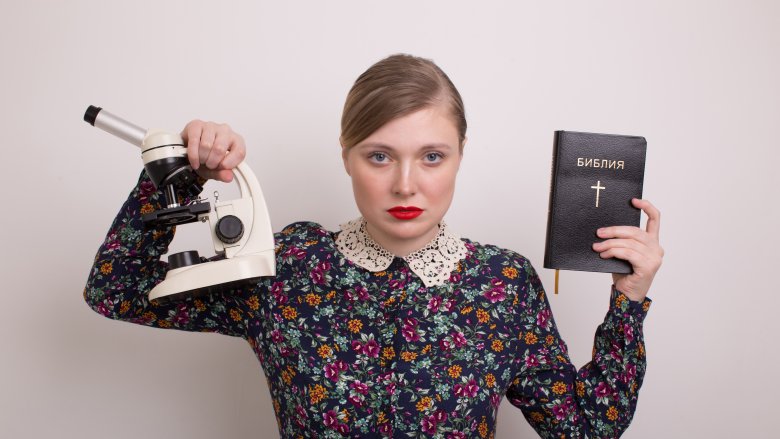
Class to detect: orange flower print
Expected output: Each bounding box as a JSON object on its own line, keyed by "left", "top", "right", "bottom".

{"left": 99, "top": 262, "right": 112, "bottom": 275}
{"left": 246, "top": 296, "right": 260, "bottom": 310}
{"left": 140, "top": 203, "right": 155, "bottom": 214}
{"left": 491, "top": 340, "right": 503, "bottom": 352}
{"left": 502, "top": 266, "right": 518, "bottom": 279}
{"left": 552, "top": 381, "right": 567, "bottom": 395}
{"left": 416, "top": 396, "right": 432, "bottom": 411}
{"left": 476, "top": 309, "right": 489, "bottom": 323}
{"left": 524, "top": 332, "right": 538, "bottom": 345}
{"left": 448, "top": 365, "right": 462, "bottom": 379}
{"left": 282, "top": 306, "right": 297, "bottom": 320}
{"left": 309, "top": 384, "right": 327, "bottom": 404}
{"left": 230, "top": 309, "right": 242, "bottom": 321}
{"left": 576, "top": 381, "right": 585, "bottom": 397}
{"left": 305, "top": 293, "right": 321, "bottom": 307}
{"left": 382, "top": 347, "right": 395, "bottom": 360}
{"left": 348, "top": 319, "right": 363, "bottom": 333}
{"left": 401, "top": 351, "right": 418, "bottom": 362}
{"left": 317, "top": 345, "right": 333, "bottom": 359}
{"left": 606, "top": 406, "right": 619, "bottom": 421}
{"left": 478, "top": 417, "right": 488, "bottom": 438}
{"left": 485, "top": 373, "right": 496, "bottom": 388}
{"left": 119, "top": 300, "right": 130, "bottom": 315}
{"left": 194, "top": 299, "right": 207, "bottom": 312}
{"left": 461, "top": 306, "right": 473, "bottom": 315}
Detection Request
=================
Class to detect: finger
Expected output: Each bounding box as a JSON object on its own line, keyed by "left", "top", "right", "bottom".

{"left": 597, "top": 225, "right": 647, "bottom": 242}
{"left": 199, "top": 123, "right": 218, "bottom": 168}
{"left": 220, "top": 134, "right": 246, "bottom": 169}
{"left": 597, "top": 246, "right": 644, "bottom": 268}
{"left": 205, "top": 127, "right": 231, "bottom": 170}
{"left": 633, "top": 198, "right": 661, "bottom": 238}
{"left": 204, "top": 169, "right": 233, "bottom": 183}
{"left": 183, "top": 121, "right": 203, "bottom": 169}
{"left": 592, "top": 238, "right": 648, "bottom": 256}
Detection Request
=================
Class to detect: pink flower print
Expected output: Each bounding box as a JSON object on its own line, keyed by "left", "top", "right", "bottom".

{"left": 139, "top": 180, "right": 156, "bottom": 199}
{"left": 451, "top": 331, "right": 467, "bottom": 348}
{"left": 323, "top": 410, "right": 338, "bottom": 427}
{"left": 552, "top": 402, "right": 570, "bottom": 421}
{"left": 536, "top": 308, "right": 551, "bottom": 329}
{"left": 525, "top": 353, "right": 540, "bottom": 368}
{"left": 595, "top": 381, "right": 613, "bottom": 399}
{"left": 421, "top": 415, "right": 438, "bottom": 434}
{"left": 402, "top": 318, "right": 420, "bottom": 342}
{"left": 350, "top": 380, "right": 369, "bottom": 395}
{"left": 623, "top": 323, "right": 634, "bottom": 343}
{"left": 282, "top": 246, "right": 306, "bottom": 260}
{"left": 483, "top": 280, "right": 506, "bottom": 303}
{"left": 271, "top": 282, "right": 288, "bottom": 305}
{"left": 172, "top": 303, "right": 190, "bottom": 325}
{"left": 427, "top": 296, "right": 442, "bottom": 312}
{"left": 364, "top": 339, "right": 380, "bottom": 358}
{"left": 454, "top": 379, "right": 479, "bottom": 398}
{"left": 433, "top": 410, "right": 448, "bottom": 423}
{"left": 324, "top": 361, "right": 348, "bottom": 381}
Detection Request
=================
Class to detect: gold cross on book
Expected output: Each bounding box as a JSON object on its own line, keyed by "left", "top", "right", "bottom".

{"left": 590, "top": 181, "right": 605, "bottom": 207}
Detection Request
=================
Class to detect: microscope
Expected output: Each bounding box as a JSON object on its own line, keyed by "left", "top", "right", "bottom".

{"left": 84, "top": 106, "right": 276, "bottom": 303}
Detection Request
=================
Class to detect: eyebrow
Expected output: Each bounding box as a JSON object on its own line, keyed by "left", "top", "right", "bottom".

{"left": 355, "top": 142, "right": 456, "bottom": 152}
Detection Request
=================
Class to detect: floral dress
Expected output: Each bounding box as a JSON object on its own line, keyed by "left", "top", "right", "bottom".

{"left": 84, "top": 172, "right": 651, "bottom": 439}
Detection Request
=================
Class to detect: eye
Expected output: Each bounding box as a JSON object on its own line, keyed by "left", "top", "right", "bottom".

{"left": 368, "top": 152, "right": 388, "bottom": 163}
{"left": 424, "top": 152, "right": 444, "bottom": 163}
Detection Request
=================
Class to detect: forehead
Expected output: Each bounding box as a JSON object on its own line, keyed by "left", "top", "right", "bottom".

{"left": 354, "top": 106, "right": 460, "bottom": 152}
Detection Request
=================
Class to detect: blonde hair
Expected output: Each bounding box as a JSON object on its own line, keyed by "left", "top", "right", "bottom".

{"left": 340, "top": 54, "right": 466, "bottom": 150}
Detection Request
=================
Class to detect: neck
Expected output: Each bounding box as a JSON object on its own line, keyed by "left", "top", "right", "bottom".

{"left": 364, "top": 221, "right": 440, "bottom": 258}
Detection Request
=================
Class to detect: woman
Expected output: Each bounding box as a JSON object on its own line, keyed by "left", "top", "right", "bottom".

{"left": 85, "top": 54, "right": 663, "bottom": 438}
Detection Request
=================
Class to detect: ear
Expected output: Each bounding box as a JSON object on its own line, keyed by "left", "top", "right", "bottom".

{"left": 340, "top": 137, "right": 351, "bottom": 176}
{"left": 456, "top": 136, "right": 467, "bottom": 170}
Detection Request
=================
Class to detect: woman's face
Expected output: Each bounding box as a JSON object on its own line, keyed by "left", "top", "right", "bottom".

{"left": 342, "top": 105, "right": 463, "bottom": 256}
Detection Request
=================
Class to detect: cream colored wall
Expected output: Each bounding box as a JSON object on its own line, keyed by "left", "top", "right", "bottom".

{"left": 1, "top": 1, "right": 777, "bottom": 437}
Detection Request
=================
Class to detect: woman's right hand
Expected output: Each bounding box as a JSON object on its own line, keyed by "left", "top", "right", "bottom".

{"left": 181, "top": 120, "right": 247, "bottom": 182}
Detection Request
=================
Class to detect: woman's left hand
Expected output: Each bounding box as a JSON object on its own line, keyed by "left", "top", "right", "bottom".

{"left": 591, "top": 199, "right": 664, "bottom": 302}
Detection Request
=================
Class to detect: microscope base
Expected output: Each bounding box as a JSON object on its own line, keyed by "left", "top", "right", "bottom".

{"left": 148, "top": 251, "right": 276, "bottom": 303}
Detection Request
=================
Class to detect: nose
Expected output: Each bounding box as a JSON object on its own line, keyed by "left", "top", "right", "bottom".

{"left": 392, "top": 161, "right": 417, "bottom": 197}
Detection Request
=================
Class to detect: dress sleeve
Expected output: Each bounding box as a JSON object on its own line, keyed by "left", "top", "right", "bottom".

{"left": 83, "top": 171, "right": 250, "bottom": 338}
{"left": 506, "top": 259, "right": 651, "bottom": 438}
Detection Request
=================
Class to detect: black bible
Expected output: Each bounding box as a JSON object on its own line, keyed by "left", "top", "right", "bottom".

{"left": 543, "top": 130, "right": 647, "bottom": 276}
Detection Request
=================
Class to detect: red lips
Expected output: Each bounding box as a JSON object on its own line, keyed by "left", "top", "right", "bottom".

{"left": 387, "top": 206, "right": 423, "bottom": 220}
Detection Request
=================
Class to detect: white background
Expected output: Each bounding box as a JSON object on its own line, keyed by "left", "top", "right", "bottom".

{"left": 1, "top": 1, "right": 778, "bottom": 437}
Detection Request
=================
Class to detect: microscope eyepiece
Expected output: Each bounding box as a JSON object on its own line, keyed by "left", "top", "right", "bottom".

{"left": 84, "top": 105, "right": 102, "bottom": 126}
{"left": 83, "top": 105, "right": 146, "bottom": 147}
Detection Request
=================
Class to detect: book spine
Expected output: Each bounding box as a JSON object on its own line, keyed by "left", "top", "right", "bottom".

{"left": 543, "top": 131, "right": 562, "bottom": 269}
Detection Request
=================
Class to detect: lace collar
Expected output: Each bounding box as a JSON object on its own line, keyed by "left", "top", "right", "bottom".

{"left": 335, "top": 217, "right": 468, "bottom": 288}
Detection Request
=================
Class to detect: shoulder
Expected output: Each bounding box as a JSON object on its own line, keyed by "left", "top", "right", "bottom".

{"left": 275, "top": 221, "right": 333, "bottom": 243}
{"left": 461, "top": 237, "right": 538, "bottom": 280}
{"left": 273, "top": 221, "right": 337, "bottom": 261}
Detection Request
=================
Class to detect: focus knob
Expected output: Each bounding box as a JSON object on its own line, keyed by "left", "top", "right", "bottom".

{"left": 216, "top": 215, "right": 244, "bottom": 244}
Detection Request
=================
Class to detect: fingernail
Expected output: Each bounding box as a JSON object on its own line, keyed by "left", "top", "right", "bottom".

{"left": 597, "top": 228, "right": 605, "bottom": 236}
